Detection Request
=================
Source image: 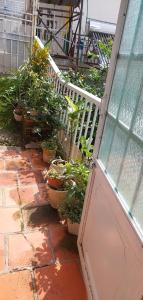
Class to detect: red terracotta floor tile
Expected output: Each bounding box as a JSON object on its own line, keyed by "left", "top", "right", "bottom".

{"left": 37, "top": 184, "right": 48, "bottom": 205}
{"left": 5, "top": 158, "right": 31, "bottom": 171}
{"left": 0, "top": 172, "right": 17, "bottom": 186}
{"left": 28, "top": 149, "right": 42, "bottom": 159}
{"left": 4, "top": 187, "right": 20, "bottom": 207}
{"left": 49, "top": 225, "right": 79, "bottom": 262}
{"left": 17, "top": 150, "right": 31, "bottom": 159}
{"left": 0, "top": 149, "right": 19, "bottom": 160}
{"left": 22, "top": 206, "right": 59, "bottom": 229}
{"left": 18, "top": 170, "right": 37, "bottom": 186}
{"left": 9, "top": 230, "right": 53, "bottom": 268}
{"left": 34, "top": 171, "right": 45, "bottom": 184}
{"left": 0, "top": 149, "right": 86, "bottom": 299}
{"left": 18, "top": 149, "right": 42, "bottom": 160}
{"left": 4, "top": 186, "right": 39, "bottom": 207}
{"left": 0, "top": 208, "right": 21, "bottom": 233}
{"left": 18, "top": 170, "right": 44, "bottom": 186}
{"left": 21, "top": 184, "right": 48, "bottom": 207}
{"left": 0, "top": 271, "right": 34, "bottom": 300}
{"left": 19, "top": 186, "right": 39, "bottom": 206}
{"left": 31, "top": 157, "right": 47, "bottom": 170}
{"left": 0, "top": 189, "right": 4, "bottom": 206}
{"left": 35, "top": 262, "right": 87, "bottom": 300}
{"left": 0, "top": 160, "right": 4, "bottom": 170}
{"left": 0, "top": 235, "right": 5, "bottom": 272}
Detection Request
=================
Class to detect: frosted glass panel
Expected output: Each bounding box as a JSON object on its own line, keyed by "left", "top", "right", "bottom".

{"left": 133, "top": 8, "right": 143, "bottom": 54}
{"left": 99, "top": 0, "right": 143, "bottom": 236}
{"left": 132, "top": 178, "right": 143, "bottom": 232}
{"left": 99, "top": 117, "right": 114, "bottom": 167}
{"left": 120, "top": 0, "right": 141, "bottom": 54}
{"left": 118, "top": 140, "right": 142, "bottom": 208}
{"left": 106, "top": 127, "right": 127, "bottom": 184}
{"left": 133, "top": 87, "right": 143, "bottom": 140}
{"left": 118, "top": 60, "right": 143, "bottom": 128}
{"left": 108, "top": 58, "right": 128, "bottom": 117}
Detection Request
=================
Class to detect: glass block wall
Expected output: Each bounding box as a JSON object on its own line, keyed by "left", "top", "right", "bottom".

{"left": 99, "top": 0, "right": 143, "bottom": 236}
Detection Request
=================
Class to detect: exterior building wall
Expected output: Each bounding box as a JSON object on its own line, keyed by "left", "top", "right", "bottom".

{"left": 82, "top": 0, "right": 121, "bottom": 33}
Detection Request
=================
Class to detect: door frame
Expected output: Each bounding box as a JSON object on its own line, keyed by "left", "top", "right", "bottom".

{"left": 78, "top": 0, "right": 129, "bottom": 299}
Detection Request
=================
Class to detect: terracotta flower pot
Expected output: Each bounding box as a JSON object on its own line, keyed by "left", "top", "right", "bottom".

{"left": 43, "top": 148, "right": 56, "bottom": 163}
{"left": 67, "top": 219, "right": 80, "bottom": 236}
{"left": 24, "top": 118, "right": 35, "bottom": 127}
{"left": 47, "top": 177, "right": 64, "bottom": 189}
{"left": 13, "top": 110, "right": 23, "bottom": 122}
{"left": 47, "top": 185, "right": 68, "bottom": 209}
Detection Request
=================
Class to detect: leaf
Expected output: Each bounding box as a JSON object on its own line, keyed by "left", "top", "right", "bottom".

{"left": 65, "top": 96, "right": 78, "bottom": 113}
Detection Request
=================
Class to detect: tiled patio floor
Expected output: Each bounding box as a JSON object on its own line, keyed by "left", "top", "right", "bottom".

{"left": 0, "top": 147, "right": 87, "bottom": 300}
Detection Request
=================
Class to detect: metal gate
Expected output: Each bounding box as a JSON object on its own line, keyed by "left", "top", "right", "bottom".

{"left": 0, "top": 0, "right": 36, "bottom": 74}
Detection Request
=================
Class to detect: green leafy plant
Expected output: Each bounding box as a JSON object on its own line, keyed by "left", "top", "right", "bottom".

{"left": 80, "top": 136, "right": 93, "bottom": 161}
{"left": 63, "top": 67, "right": 106, "bottom": 98}
{"left": 59, "top": 161, "right": 89, "bottom": 223}
{"left": 0, "top": 37, "right": 66, "bottom": 137}
{"left": 65, "top": 96, "right": 85, "bottom": 158}
{"left": 97, "top": 38, "right": 113, "bottom": 63}
{"left": 62, "top": 39, "right": 113, "bottom": 98}
{"left": 59, "top": 190, "right": 84, "bottom": 223}
{"left": 0, "top": 76, "right": 20, "bottom": 128}
{"left": 45, "top": 168, "right": 66, "bottom": 179}
{"left": 41, "top": 138, "right": 57, "bottom": 150}
{"left": 65, "top": 161, "right": 89, "bottom": 189}
{"left": 29, "top": 38, "right": 49, "bottom": 76}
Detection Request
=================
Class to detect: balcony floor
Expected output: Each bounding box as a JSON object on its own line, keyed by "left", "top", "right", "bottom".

{"left": 0, "top": 147, "right": 87, "bottom": 300}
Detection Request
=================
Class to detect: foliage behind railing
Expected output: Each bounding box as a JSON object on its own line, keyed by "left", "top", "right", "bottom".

{"left": 36, "top": 37, "right": 102, "bottom": 159}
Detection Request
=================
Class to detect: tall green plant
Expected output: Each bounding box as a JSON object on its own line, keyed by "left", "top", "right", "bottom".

{"left": 65, "top": 96, "right": 84, "bottom": 158}
{"left": 59, "top": 162, "right": 90, "bottom": 223}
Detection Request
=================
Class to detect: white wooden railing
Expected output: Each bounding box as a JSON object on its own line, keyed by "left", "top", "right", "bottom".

{"left": 36, "top": 37, "right": 102, "bottom": 159}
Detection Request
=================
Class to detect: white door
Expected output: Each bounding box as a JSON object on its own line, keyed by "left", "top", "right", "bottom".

{"left": 78, "top": 1, "right": 143, "bottom": 299}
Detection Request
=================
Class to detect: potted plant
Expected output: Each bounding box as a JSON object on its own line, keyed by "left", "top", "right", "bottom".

{"left": 59, "top": 161, "right": 90, "bottom": 235}
{"left": 41, "top": 138, "right": 57, "bottom": 163}
{"left": 45, "top": 168, "right": 65, "bottom": 189}
{"left": 59, "top": 185, "right": 83, "bottom": 235}
{"left": 50, "top": 158, "right": 67, "bottom": 174}
{"left": 47, "top": 180, "right": 73, "bottom": 210}
{"left": 13, "top": 106, "right": 23, "bottom": 122}
{"left": 23, "top": 111, "right": 37, "bottom": 127}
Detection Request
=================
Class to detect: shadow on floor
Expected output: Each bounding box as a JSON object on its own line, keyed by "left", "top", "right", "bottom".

{"left": 23, "top": 205, "right": 60, "bottom": 228}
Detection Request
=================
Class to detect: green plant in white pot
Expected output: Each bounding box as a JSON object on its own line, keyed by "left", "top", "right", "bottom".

{"left": 59, "top": 161, "right": 89, "bottom": 235}
{"left": 50, "top": 158, "right": 67, "bottom": 174}
{"left": 59, "top": 184, "right": 83, "bottom": 235}
{"left": 47, "top": 178, "right": 73, "bottom": 210}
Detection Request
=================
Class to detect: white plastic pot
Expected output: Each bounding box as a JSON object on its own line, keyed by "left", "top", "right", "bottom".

{"left": 50, "top": 159, "right": 67, "bottom": 174}
{"left": 67, "top": 219, "right": 80, "bottom": 236}
{"left": 13, "top": 110, "right": 23, "bottom": 122}
{"left": 47, "top": 185, "right": 68, "bottom": 209}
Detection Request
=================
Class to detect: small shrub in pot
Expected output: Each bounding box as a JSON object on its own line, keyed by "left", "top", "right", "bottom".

{"left": 59, "top": 161, "right": 90, "bottom": 235}
{"left": 45, "top": 168, "right": 66, "bottom": 189}
{"left": 47, "top": 180, "right": 73, "bottom": 210}
{"left": 41, "top": 139, "right": 57, "bottom": 163}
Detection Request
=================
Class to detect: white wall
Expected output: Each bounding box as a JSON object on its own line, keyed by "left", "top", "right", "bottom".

{"left": 82, "top": 0, "right": 121, "bottom": 33}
